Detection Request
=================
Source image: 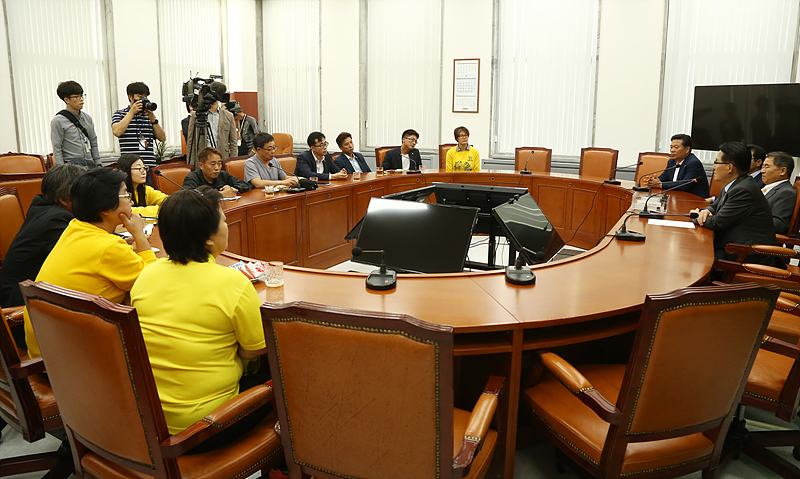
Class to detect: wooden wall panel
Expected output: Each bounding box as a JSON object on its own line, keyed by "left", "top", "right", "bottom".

{"left": 353, "top": 182, "right": 386, "bottom": 223}
{"left": 305, "top": 190, "right": 352, "bottom": 268}
{"left": 248, "top": 200, "right": 301, "bottom": 265}
{"left": 225, "top": 210, "right": 247, "bottom": 256}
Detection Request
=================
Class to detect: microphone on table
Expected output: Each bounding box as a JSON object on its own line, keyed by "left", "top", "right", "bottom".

{"left": 505, "top": 247, "right": 545, "bottom": 285}
{"left": 153, "top": 169, "right": 188, "bottom": 191}
{"left": 639, "top": 179, "right": 697, "bottom": 219}
{"left": 633, "top": 163, "right": 682, "bottom": 192}
{"left": 405, "top": 155, "right": 423, "bottom": 174}
{"left": 519, "top": 150, "right": 536, "bottom": 175}
{"left": 352, "top": 246, "right": 397, "bottom": 290}
{"left": 604, "top": 162, "right": 643, "bottom": 185}
{"left": 615, "top": 211, "right": 699, "bottom": 242}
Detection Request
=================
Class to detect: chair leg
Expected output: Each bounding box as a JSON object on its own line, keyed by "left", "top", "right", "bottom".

{"left": 0, "top": 452, "right": 59, "bottom": 476}
{"left": 742, "top": 442, "right": 800, "bottom": 479}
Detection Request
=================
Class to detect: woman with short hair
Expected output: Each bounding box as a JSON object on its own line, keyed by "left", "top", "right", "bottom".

{"left": 446, "top": 126, "right": 481, "bottom": 172}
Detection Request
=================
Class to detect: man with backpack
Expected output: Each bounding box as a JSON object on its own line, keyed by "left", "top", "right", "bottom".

{"left": 50, "top": 80, "right": 101, "bottom": 167}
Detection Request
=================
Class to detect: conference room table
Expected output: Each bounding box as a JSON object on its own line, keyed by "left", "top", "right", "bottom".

{"left": 154, "top": 169, "right": 715, "bottom": 478}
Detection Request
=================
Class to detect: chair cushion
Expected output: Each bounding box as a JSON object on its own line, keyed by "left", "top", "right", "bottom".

{"left": 453, "top": 407, "right": 497, "bottom": 479}
{"left": 81, "top": 412, "right": 282, "bottom": 479}
{"left": 745, "top": 349, "right": 793, "bottom": 404}
{"left": 523, "top": 364, "right": 714, "bottom": 476}
{"left": 766, "top": 310, "right": 800, "bottom": 344}
{"left": 0, "top": 370, "right": 59, "bottom": 422}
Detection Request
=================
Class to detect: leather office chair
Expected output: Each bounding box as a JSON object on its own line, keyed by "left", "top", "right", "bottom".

{"left": 783, "top": 178, "right": 800, "bottom": 238}
{"left": 45, "top": 154, "right": 54, "bottom": 170}
{"left": 521, "top": 283, "right": 778, "bottom": 479}
{"left": 439, "top": 143, "right": 457, "bottom": 169}
{"left": 261, "top": 301, "right": 503, "bottom": 479}
{"left": 273, "top": 133, "right": 293, "bottom": 155}
{"left": 0, "top": 188, "right": 25, "bottom": 264}
{"left": 0, "top": 173, "right": 44, "bottom": 215}
{"left": 708, "top": 169, "right": 724, "bottom": 198}
{"left": 634, "top": 151, "right": 670, "bottom": 186}
{"left": 161, "top": 153, "right": 187, "bottom": 166}
{"left": 152, "top": 163, "right": 191, "bottom": 194}
{"left": 375, "top": 145, "right": 398, "bottom": 170}
{"left": 20, "top": 280, "right": 284, "bottom": 479}
{"left": 0, "top": 152, "right": 46, "bottom": 174}
{"left": 579, "top": 147, "right": 618, "bottom": 179}
{"left": 276, "top": 154, "right": 297, "bottom": 177}
{"left": 0, "top": 306, "right": 72, "bottom": 479}
{"left": 223, "top": 156, "right": 249, "bottom": 181}
{"left": 515, "top": 147, "right": 552, "bottom": 173}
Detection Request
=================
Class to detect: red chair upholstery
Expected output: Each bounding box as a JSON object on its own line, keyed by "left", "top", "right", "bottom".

{"left": 515, "top": 147, "right": 552, "bottom": 173}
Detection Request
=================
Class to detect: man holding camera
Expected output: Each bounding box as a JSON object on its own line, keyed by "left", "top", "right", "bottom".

{"left": 112, "top": 82, "right": 166, "bottom": 170}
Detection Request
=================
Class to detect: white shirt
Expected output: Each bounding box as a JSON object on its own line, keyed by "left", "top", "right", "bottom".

{"left": 401, "top": 154, "right": 410, "bottom": 170}
{"left": 205, "top": 108, "right": 220, "bottom": 147}
{"left": 344, "top": 153, "right": 362, "bottom": 173}
{"left": 672, "top": 160, "right": 683, "bottom": 182}
{"left": 315, "top": 156, "right": 325, "bottom": 174}
{"left": 763, "top": 178, "right": 789, "bottom": 195}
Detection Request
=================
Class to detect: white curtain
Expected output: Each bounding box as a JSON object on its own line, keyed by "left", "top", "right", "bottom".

{"left": 6, "top": 0, "right": 114, "bottom": 155}
{"left": 157, "top": 0, "right": 223, "bottom": 149}
{"left": 365, "top": 0, "right": 442, "bottom": 151}
{"left": 492, "top": 0, "right": 599, "bottom": 158}
{"left": 262, "top": 0, "right": 321, "bottom": 140}
{"left": 659, "top": 0, "right": 799, "bottom": 158}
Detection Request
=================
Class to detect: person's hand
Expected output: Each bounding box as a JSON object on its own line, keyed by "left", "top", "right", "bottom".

{"left": 642, "top": 175, "right": 654, "bottom": 187}
{"left": 130, "top": 99, "right": 143, "bottom": 115}
{"left": 692, "top": 208, "right": 712, "bottom": 226}
{"left": 650, "top": 180, "right": 662, "bottom": 189}
{"left": 119, "top": 212, "right": 146, "bottom": 235}
{"left": 219, "top": 185, "right": 238, "bottom": 198}
{"left": 705, "top": 197, "right": 714, "bottom": 204}
{"left": 283, "top": 176, "right": 300, "bottom": 186}
{"left": 331, "top": 169, "right": 348, "bottom": 180}
{"left": 146, "top": 109, "right": 156, "bottom": 121}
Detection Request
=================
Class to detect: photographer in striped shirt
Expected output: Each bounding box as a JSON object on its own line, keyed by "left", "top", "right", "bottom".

{"left": 112, "top": 82, "right": 166, "bottom": 182}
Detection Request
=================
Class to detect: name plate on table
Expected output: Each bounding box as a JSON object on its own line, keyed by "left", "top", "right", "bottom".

{"left": 630, "top": 192, "right": 669, "bottom": 214}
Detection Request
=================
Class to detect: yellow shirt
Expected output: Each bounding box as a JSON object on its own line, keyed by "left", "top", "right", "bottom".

{"left": 132, "top": 185, "right": 168, "bottom": 218}
{"left": 131, "top": 257, "right": 266, "bottom": 434}
{"left": 446, "top": 146, "right": 481, "bottom": 172}
{"left": 24, "top": 219, "right": 157, "bottom": 358}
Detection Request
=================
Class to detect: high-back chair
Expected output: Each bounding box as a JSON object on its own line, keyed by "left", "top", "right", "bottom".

{"left": 276, "top": 154, "right": 297, "bottom": 177}
{"left": 0, "top": 188, "right": 25, "bottom": 263}
{"left": 635, "top": 151, "right": 671, "bottom": 186}
{"left": 515, "top": 147, "right": 552, "bottom": 173}
{"left": 579, "top": 147, "right": 619, "bottom": 179}
{"left": 375, "top": 146, "right": 398, "bottom": 170}
{"left": 521, "top": 283, "right": 778, "bottom": 478}
{"left": 785, "top": 177, "right": 800, "bottom": 238}
{"left": 223, "top": 156, "right": 249, "bottom": 181}
{"left": 439, "top": 143, "right": 457, "bottom": 169}
{"left": 708, "top": 169, "right": 724, "bottom": 198}
{"left": 20, "top": 280, "right": 283, "bottom": 479}
{"left": 0, "top": 152, "right": 46, "bottom": 174}
{"left": 152, "top": 164, "right": 191, "bottom": 194}
{"left": 262, "top": 301, "right": 503, "bottom": 479}
{"left": 273, "top": 133, "right": 294, "bottom": 155}
{"left": 0, "top": 173, "right": 44, "bottom": 215}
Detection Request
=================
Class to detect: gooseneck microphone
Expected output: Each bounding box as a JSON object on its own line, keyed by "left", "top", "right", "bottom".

{"left": 153, "top": 169, "right": 188, "bottom": 190}
{"left": 505, "top": 247, "right": 545, "bottom": 285}
{"left": 614, "top": 211, "right": 699, "bottom": 242}
{"left": 633, "top": 163, "right": 682, "bottom": 192}
{"left": 352, "top": 246, "right": 397, "bottom": 290}
{"left": 519, "top": 150, "right": 536, "bottom": 175}
{"left": 639, "top": 178, "right": 697, "bottom": 219}
{"left": 604, "top": 162, "right": 643, "bottom": 185}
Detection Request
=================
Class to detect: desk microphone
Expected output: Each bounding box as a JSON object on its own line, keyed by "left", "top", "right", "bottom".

{"left": 519, "top": 150, "right": 536, "bottom": 175}
{"left": 153, "top": 169, "right": 188, "bottom": 190}
{"left": 640, "top": 179, "right": 696, "bottom": 219}
{"left": 352, "top": 246, "right": 397, "bottom": 290}
{"left": 604, "top": 162, "right": 643, "bottom": 185}
{"left": 505, "top": 247, "right": 545, "bottom": 285}
{"left": 633, "top": 163, "right": 681, "bottom": 192}
{"left": 614, "top": 211, "right": 699, "bottom": 242}
{"left": 405, "top": 156, "right": 422, "bottom": 174}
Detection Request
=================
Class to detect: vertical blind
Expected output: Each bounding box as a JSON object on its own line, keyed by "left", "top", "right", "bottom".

{"left": 157, "top": 0, "right": 223, "bottom": 149}
{"left": 262, "top": 0, "right": 321, "bottom": 140}
{"left": 659, "top": 0, "right": 799, "bottom": 157}
{"left": 6, "top": 0, "right": 114, "bottom": 154}
{"left": 365, "top": 0, "right": 442, "bottom": 151}
{"left": 492, "top": 0, "right": 599, "bottom": 158}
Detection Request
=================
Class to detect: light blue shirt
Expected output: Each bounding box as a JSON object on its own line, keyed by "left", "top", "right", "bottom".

{"left": 343, "top": 153, "right": 362, "bottom": 173}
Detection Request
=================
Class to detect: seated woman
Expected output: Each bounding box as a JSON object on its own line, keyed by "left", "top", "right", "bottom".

{"left": 131, "top": 187, "right": 268, "bottom": 452}
{"left": 24, "top": 168, "right": 157, "bottom": 359}
{"left": 117, "top": 153, "right": 168, "bottom": 217}
{"left": 446, "top": 125, "right": 481, "bottom": 172}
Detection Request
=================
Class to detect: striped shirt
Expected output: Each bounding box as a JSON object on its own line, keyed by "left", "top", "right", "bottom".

{"left": 111, "top": 106, "right": 157, "bottom": 167}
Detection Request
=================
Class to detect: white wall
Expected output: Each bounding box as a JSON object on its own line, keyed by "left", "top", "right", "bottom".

{"left": 227, "top": 0, "right": 258, "bottom": 92}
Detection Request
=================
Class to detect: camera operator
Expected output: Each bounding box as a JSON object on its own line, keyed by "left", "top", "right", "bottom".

{"left": 186, "top": 82, "right": 237, "bottom": 169}
{"left": 112, "top": 82, "right": 166, "bottom": 172}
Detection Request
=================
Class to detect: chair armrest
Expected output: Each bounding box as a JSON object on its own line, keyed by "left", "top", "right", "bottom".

{"left": 160, "top": 383, "right": 273, "bottom": 457}
{"left": 714, "top": 260, "right": 800, "bottom": 282}
{"left": 537, "top": 351, "right": 621, "bottom": 425}
{"left": 761, "top": 336, "right": 800, "bottom": 360}
{"left": 7, "top": 356, "right": 45, "bottom": 379}
{"left": 453, "top": 376, "right": 504, "bottom": 470}
{"left": 777, "top": 235, "right": 800, "bottom": 247}
{"left": 3, "top": 306, "right": 24, "bottom": 327}
{"left": 724, "top": 243, "right": 799, "bottom": 263}
{"left": 777, "top": 293, "right": 800, "bottom": 315}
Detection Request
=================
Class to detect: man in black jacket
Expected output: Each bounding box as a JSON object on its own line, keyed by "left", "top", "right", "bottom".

{"left": 183, "top": 147, "right": 252, "bottom": 197}
{"left": 294, "top": 132, "right": 348, "bottom": 181}
{"left": 382, "top": 129, "right": 423, "bottom": 171}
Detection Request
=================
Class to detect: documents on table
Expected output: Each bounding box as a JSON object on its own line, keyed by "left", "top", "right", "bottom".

{"left": 221, "top": 196, "right": 242, "bottom": 201}
{"left": 647, "top": 219, "right": 695, "bottom": 229}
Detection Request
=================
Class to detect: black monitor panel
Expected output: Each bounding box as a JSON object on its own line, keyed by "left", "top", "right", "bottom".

{"left": 433, "top": 182, "right": 528, "bottom": 214}
{"left": 491, "top": 193, "right": 565, "bottom": 265}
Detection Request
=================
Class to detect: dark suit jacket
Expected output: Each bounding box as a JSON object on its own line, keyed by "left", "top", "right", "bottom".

{"left": 701, "top": 175, "right": 782, "bottom": 267}
{"left": 295, "top": 150, "right": 338, "bottom": 180}
{"left": 751, "top": 171, "right": 765, "bottom": 188}
{"left": 657, "top": 153, "right": 710, "bottom": 198}
{"left": 334, "top": 152, "right": 371, "bottom": 173}
{"left": 765, "top": 180, "right": 797, "bottom": 235}
{"left": 182, "top": 169, "right": 252, "bottom": 192}
{"left": 382, "top": 147, "right": 422, "bottom": 170}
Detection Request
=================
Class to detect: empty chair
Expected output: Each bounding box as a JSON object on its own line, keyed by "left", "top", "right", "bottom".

{"left": 580, "top": 147, "right": 619, "bottom": 179}
{"left": 273, "top": 133, "right": 293, "bottom": 155}
{"left": 515, "top": 147, "right": 552, "bottom": 173}
{"left": 0, "top": 152, "right": 46, "bottom": 174}
{"left": 152, "top": 164, "right": 191, "bottom": 194}
{"left": 635, "top": 151, "right": 670, "bottom": 186}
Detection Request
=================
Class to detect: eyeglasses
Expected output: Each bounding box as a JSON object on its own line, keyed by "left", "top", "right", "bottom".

{"left": 403, "top": 137, "right": 418, "bottom": 143}
{"left": 457, "top": 134, "right": 469, "bottom": 139}
{"left": 260, "top": 146, "right": 277, "bottom": 152}
{"left": 713, "top": 161, "right": 731, "bottom": 165}
{"left": 119, "top": 193, "right": 132, "bottom": 201}
{"left": 132, "top": 166, "right": 149, "bottom": 173}
{"left": 313, "top": 141, "right": 329, "bottom": 148}
{"left": 69, "top": 94, "right": 87, "bottom": 99}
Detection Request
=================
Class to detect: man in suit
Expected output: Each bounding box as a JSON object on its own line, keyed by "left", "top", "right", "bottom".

{"left": 646, "top": 133, "right": 709, "bottom": 198}
{"left": 186, "top": 86, "right": 238, "bottom": 168}
{"left": 294, "top": 131, "right": 348, "bottom": 180}
{"left": 690, "top": 141, "right": 781, "bottom": 267}
{"left": 333, "top": 132, "right": 371, "bottom": 174}
{"left": 761, "top": 151, "right": 797, "bottom": 235}
{"left": 747, "top": 144, "right": 766, "bottom": 188}
{"left": 382, "top": 129, "right": 422, "bottom": 171}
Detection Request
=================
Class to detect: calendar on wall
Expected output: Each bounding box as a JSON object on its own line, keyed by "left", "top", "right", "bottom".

{"left": 452, "top": 59, "right": 480, "bottom": 113}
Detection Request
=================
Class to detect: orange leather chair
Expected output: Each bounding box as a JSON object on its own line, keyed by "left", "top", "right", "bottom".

{"left": 375, "top": 145, "right": 398, "bottom": 170}
{"left": 0, "top": 152, "right": 46, "bottom": 174}
{"left": 20, "top": 280, "right": 284, "bottom": 479}
{"left": 634, "top": 151, "right": 670, "bottom": 187}
{"left": 708, "top": 169, "right": 724, "bottom": 198}
{"left": 579, "top": 147, "right": 619, "bottom": 180}
{"left": 515, "top": 147, "right": 552, "bottom": 173}
{"left": 273, "top": 133, "right": 293, "bottom": 155}
{"left": 439, "top": 143, "right": 457, "bottom": 169}
{"left": 276, "top": 154, "right": 297, "bottom": 177}
{"left": 0, "top": 173, "right": 44, "bottom": 215}
{"left": 784, "top": 178, "right": 800, "bottom": 238}
{"left": 161, "top": 154, "right": 187, "bottom": 166}
{"left": 262, "top": 301, "right": 503, "bottom": 479}
{"left": 0, "top": 188, "right": 25, "bottom": 264}
{"left": 0, "top": 307, "right": 71, "bottom": 479}
{"left": 45, "top": 154, "right": 55, "bottom": 170}
{"left": 223, "top": 156, "right": 249, "bottom": 181}
{"left": 521, "top": 283, "right": 778, "bottom": 478}
{"left": 152, "top": 164, "right": 191, "bottom": 195}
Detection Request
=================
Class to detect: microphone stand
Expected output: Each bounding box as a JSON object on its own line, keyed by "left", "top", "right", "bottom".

{"left": 604, "top": 162, "right": 643, "bottom": 185}
{"left": 639, "top": 179, "right": 697, "bottom": 219}
{"left": 519, "top": 150, "right": 535, "bottom": 175}
{"left": 614, "top": 211, "right": 699, "bottom": 242}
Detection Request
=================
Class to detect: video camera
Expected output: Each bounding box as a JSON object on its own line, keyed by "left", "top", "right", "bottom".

{"left": 181, "top": 76, "right": 230, "bottom": 128}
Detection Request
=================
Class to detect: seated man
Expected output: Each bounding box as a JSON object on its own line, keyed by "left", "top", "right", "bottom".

{"left": 761, "top": 151, "right": 797, "bottom": 235}
{"left": 294, "top": 131, "right": 348, "bottom": 180}
{"left": 382, "top": 129, "right": 422, "bottom": 171}
{"left": 748, "top": 144, "right": 767, "bottom": 188}
{"left": 690, "top": 141, "right": 781, "bottom": 267}
{"left": 645, "top": 133, "right": 709, "bottom": 198}
{"left": 244, "top": 132, "right": 299, "bottom": 188}
{"left": 183, "top": 147, "right": 252, "bottom": 198}
{"left": 333, "top": 132, "right": 371, "bottom": 174}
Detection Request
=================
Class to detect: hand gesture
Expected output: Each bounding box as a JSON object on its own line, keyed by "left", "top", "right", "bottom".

{"left": 331, "top": 169, "right": 348, "bottom": 180}
{"left": 219, "top": 185, "right": 238, "bottom": 198}
{"left": 119, "top": 212, "right": 146, "bottom": 236}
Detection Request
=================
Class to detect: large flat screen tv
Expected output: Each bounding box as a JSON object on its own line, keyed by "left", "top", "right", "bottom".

{"left": 353, "top": 198, "right": 479, "bottom": 273}
{"left": 491, "top": 193, "right": 565, "bottom": 265}
{"left": 691, "top": 83, "right": 800, "bottom": 156}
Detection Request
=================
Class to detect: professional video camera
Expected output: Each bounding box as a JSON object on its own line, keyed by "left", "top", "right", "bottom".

{"left": 181, "top": 75, "right": 230, "bottom": 128}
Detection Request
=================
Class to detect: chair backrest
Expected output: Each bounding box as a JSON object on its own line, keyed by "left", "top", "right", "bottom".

{"left": 708, "top": 169, "right": 723, "bottom": 198}
{"left": 161, "top": 154, "right": 187, "bottom": 166}
{"left": 787, "top": 177, "right": 800, "bottom": 237}
{"left": 181, "top": 130, "right": 187, "bottom": 156}
{"left": 262, "top": 301, "right": 455, "bottom": 479}
{"left": 439, "top": 143, "right": 457, "bottom": 169}
{"left": 0, "top": 153, "right": 46, "bottom": 174}
{"left": 0, "top": 173, "right": 44, "bottom": 215}
{"left": 601, "top": 283, "right": 778, "bottom": 475}
{"left": 223, "top": 157, "right": 248, "bottom": 181}
{"left": 45, "top": 154, "right": 55, "bottom": 170}
{"left": 273, "top": 133, "right": 293, "bottom": 155}
{"left": 276, "top": 154, "right": 297, "bottom": 176}
{"left": 0, "top": 188, "right": 25, "bottom": 261}
{"left": 579, "top": 147, "right": 618, "bottom": 179}
{"left": 152, "top": 164, "right": 191, "bottom": 195}
{"left": 20, "top": 281, "right": 177, "bottom": 478}
{"left": 374, "top": 146, "right": 398, "bottom": 169}
{"left": 515, "top": 147, "right": 552, "bottom": 173}
{"left": 635, "top": 152, "right": 670, "bottom": 185}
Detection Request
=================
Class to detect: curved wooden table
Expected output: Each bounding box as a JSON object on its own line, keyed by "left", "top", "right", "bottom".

{"left": 183, "top": 169, "right": 714, "bottom": 478}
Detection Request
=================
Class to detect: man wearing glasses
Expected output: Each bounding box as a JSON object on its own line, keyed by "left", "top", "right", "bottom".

{"left": 244, "top": 132, "right": 300, "bottom": 188}
{"left": 51, "top": 81, "right": 101, "bottom": 167}
{"left": 294, "top": 131, "right": 348, "bottom": 180}
{"left": 382, "top": 129, "right": 423, "bottom": 171}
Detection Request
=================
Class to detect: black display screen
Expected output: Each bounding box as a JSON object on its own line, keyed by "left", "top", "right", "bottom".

{"left": 491, "top": 193, "right": 565, "bottom": 265}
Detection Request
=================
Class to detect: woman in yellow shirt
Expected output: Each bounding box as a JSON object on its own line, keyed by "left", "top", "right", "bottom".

{"left": 117, "top": 153, "right": 168, "bottom": 217}
{"left": 446, "top": 126, "right": 481, "bottom": 172}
